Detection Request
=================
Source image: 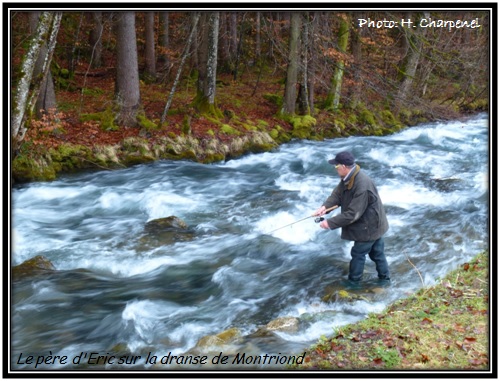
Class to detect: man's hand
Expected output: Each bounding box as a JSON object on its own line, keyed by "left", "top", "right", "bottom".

{"left": 313, "top": 205, "right": 326, "bottom": 216}
{"left": 319, "top": 219, "right": 330, "bottom": 229}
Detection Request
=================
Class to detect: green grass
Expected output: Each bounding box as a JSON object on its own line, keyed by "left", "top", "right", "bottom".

{"left": 293, "top": 251, "right": 490, "bottom": 370}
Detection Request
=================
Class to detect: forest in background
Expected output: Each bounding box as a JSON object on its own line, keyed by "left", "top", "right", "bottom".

{"left": 10, "top": 10, "right": 490, "bottom": 182}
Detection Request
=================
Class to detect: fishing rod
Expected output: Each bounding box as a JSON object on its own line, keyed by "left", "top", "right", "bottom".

{"left": 266, "top": 205, "right": 339, "bottom": 234}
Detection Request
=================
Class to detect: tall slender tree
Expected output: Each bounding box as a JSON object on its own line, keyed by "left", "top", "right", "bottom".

{"left": 325, "top": 14, "right": 350, "bottom": 111}
{"left": 12, "top": 11, "right": 62, "bottom": 154}
{"left": 114, "top": 11, "right": 141, "bottom": 127}
{"left": 255, "top": 12, "right": 261, "bottom": 62}
{"left": 89, "top": 12, "right": 103, "bottom": 68}
{"left": 282, "top": 12, "right": 301, "bottom": 116}
{"left": 349, "top": 12, "right": 364, "bottom": 108}
{"left": 397, "top": 12, "right": 429, "bottom": 101}
{"left": 159, "top": 12, "right": 169, "bottom": 64}
{"left": 307, "top": 12, "right": 319, "bottom": 114}
{"left": 161, "top": 12, "right": 200, "bottom": 123}
{"left": 193, "top": 12, "right": 221, "bottom": 116}
{"left": 297, "top": 12, "right": 310, "bottom": 115}
{"left": 144, "top": 11, "right": 156, "bottom": 81}
{"left": 28, "top": 12, "right": 57, "bottom": 119}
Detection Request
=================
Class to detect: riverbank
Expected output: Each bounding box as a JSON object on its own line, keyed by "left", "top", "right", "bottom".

{"left": 9, "top": 105, "right": 472, "bottom": 184}
{"left": 11, "top": 67, "right": 486, "bottom": 184}
{"left": 293, "top": 251, "right": 491, "bottom": 372}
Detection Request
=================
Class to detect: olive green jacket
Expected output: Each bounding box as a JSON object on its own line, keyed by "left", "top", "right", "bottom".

{"left": 323, "top": 165, "right": 389, "bottom": 242}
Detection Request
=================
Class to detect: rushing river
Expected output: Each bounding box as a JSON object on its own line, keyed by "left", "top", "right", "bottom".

{"left": 11, "top": 114, "right": 489, "bottom": 371}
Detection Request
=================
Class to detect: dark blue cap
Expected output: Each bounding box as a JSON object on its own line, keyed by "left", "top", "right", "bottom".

{"left": 328, "top": 151, "right": 355, "bottom": 166}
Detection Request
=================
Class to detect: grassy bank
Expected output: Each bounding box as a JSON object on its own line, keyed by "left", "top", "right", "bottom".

{"left": 294, "top": 251, "right": 491, "bottom": 371}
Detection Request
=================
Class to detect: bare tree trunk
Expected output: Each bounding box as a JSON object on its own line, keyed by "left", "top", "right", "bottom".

{"left": 193, "top": 12, "right": 221, "bottom": 116}
{"left": 191, "top": 14, "right": 199, "bottom": 70}
{"left": 29, "top": 12, "right": 57, "bottom": 119}
{"left": 89, "top": 12, "right": 103, "bottom": 68}
{"left": 161, "top": 13, "right": 200, "bottom": 123}
{"left": 282, "top": 12, "right": 301, "bottom": 115}
{"left": 255, "top": 12, "right": 261, "bottom": 62}
{"left": 114, "top": 11, "right": 141, "bottom": 127}
{"left": 307, "top": 12, "right": 319, "bottom": 114}
{"left": 196, "top": 13, "right": 208, "bottom": 95}
{"left": 144, "top": 11, "right": 156, "bottom": 81}
{"left": 297, "top": 12, "right": 310, "bottom": 115}
{"left": 206, "top": 12, "right": 220, "bottom": 106}
{"left": 325, "top": 14, "right": 350, "bottom": 111}
{"left": 398, "top": 12, "right": 429, "bottom": 101}
{"left": 350, "top": 12, "right": 363, "bottom": 108}
{"left": 230, "top": 12, "right": 238, "bottom": 65}
{"left": 159, "top": 11, "right": 169, "bottom": 64}
{"left": 220, "top": 12, "right": 230, "bottom": 66}
{"left": 12, "top": 11, "right": 61, "bottom": 153}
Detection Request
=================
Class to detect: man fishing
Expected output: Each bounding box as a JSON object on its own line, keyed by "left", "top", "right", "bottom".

{"left": 313, "top": 151, "right": 391, "bottom": 284}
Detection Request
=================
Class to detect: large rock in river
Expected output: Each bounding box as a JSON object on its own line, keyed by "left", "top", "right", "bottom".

{"left": 141, "top": 216, "right": 195, "bottom": 246}
{"left": 144, "top": 216, "right": 189, "bottom": 232}
{"left": 12, "top": 255, "right": 56, "bottom": 280}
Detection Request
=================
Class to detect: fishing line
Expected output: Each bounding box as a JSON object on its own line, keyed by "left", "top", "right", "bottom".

{"left": 265, "top": 205, "right": 339, "bottom": 235}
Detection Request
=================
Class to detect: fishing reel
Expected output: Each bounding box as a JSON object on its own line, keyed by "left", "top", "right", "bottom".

{"left": 314, "top": 217, "right": 325, "bottom": 223}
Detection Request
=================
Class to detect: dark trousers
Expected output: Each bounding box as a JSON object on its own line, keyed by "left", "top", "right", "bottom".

{"left": 348, "top": 237, "right": 390, "bottom": 282}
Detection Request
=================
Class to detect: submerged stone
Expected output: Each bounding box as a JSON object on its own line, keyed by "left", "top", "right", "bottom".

{"left": 322, "top": 288, "right": 371, "bottom": 303}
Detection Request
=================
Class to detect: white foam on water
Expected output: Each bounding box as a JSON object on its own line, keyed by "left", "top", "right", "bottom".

{"left": 378, "top": 181, "right": 465, "bottom": 209}
{"left": 273, "top": 299, "right": 387, "bottom": 343}
{"left": 254, "top": 211, "right": 321, "bottom": 244}
{"left": 218, "top": 151, "right": 280, "bottom": 169}
{"left": 15, "top": 184, "right": 95, "bottom": 202}
{"left": 122, "top": 299, "right": 198, "bottom": 348}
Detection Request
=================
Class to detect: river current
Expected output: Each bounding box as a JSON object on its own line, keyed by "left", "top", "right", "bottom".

{"left": 10, "top": 114, "right": 489, "bottom": 371}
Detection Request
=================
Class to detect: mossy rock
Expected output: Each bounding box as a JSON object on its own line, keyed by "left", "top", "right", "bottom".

{"left": 121, "top": 137, "right": 150, "bottom": 153}
{"left": 119, "top": 137, "right": 156, "bottom": 165}
{"left": 12, "top": 255, "right": 56, "bottom": 280}
{"left": 49, "top": 143, "right": 92, "bottom": 173}
{"left": 12, "top": 153, "right": 57, "bottom": 182}
{"left": 322, "top": 289, "right": 370, "bottom": 303}
{"left": 93, "top": 145, "right": 122, "bottom": 168}
{"left": 201, "top": 151, "right": 226, "bottom": 164}
{"left": 175, "top": 149, "right": 198, "bottom": 161}
{"left": 289, "top": 115, "right": 317, "bottom": 140}
{"left": 121, "top": 152, "right": 156, "bottom": 166}
{"left": 195, "top": 327, "right": 241, "bottom": 349}
{"left": 245, "top": 131, "right": 278, "bottom": 153}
